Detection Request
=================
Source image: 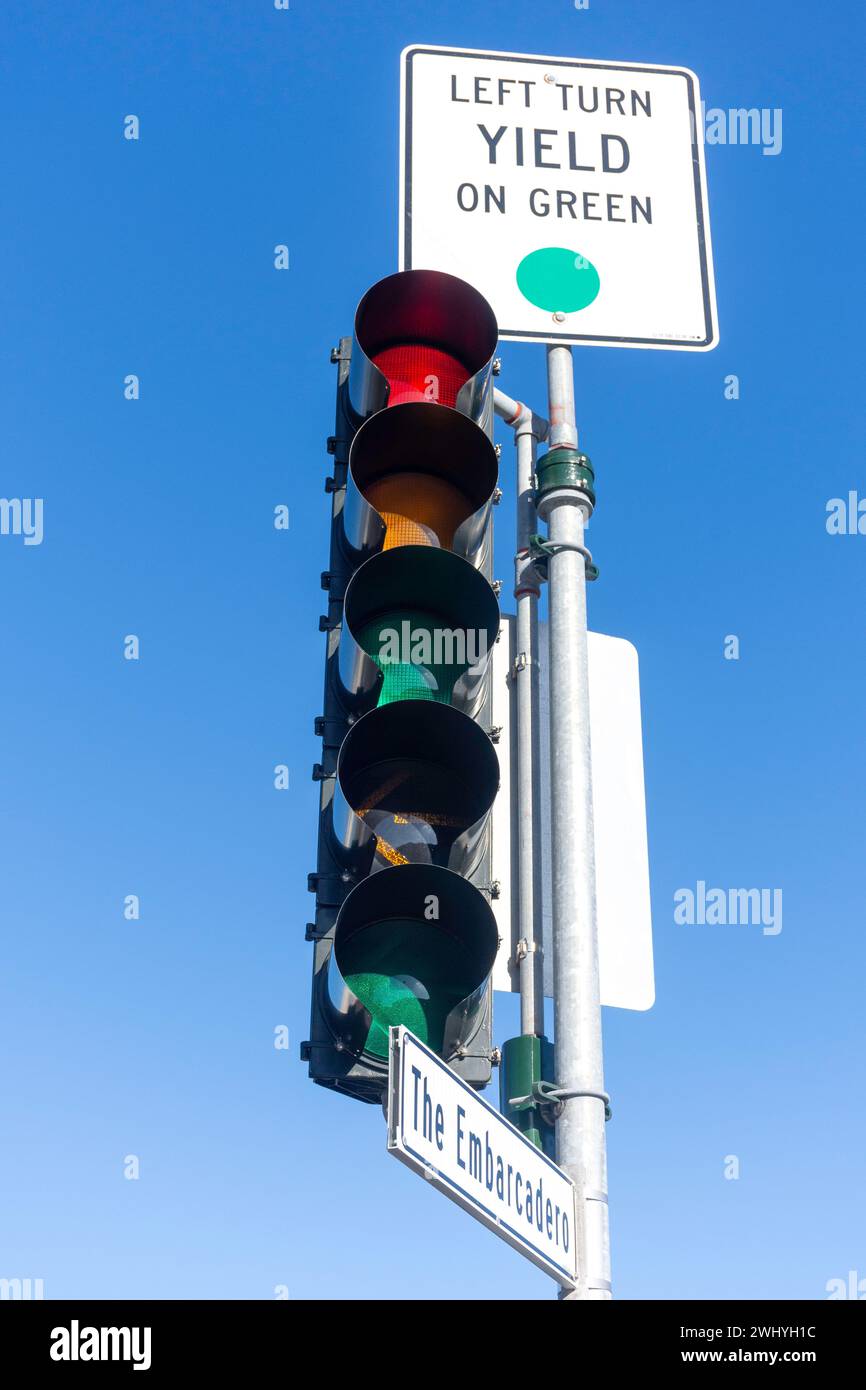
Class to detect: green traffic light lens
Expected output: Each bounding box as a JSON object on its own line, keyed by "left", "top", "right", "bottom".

{"left": 340, "top": 918, "right": 482, "bottom": 1058}
{"left": 342, "top": 546, "right": 500, "bottom": 719}
{"left": 331, "top": 865, "right": 500, "bottom": 1066}
{"left": 357, "top": 608, "right": 479, "bottom": 706}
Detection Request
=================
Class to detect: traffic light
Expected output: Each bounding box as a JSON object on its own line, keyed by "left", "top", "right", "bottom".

{"left": 303, "top": 270, "right": 502, "bottom": 1103}
{"left": 347, "top": 268, "right": 498, "bottom": 420}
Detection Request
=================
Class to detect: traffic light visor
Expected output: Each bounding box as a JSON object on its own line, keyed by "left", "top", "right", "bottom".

{"left": 354, "top": 269, "right": 498, "bottom": 411}
{"left": 331, "top": 865, "right": 498, "bottom": 1060}
{"left": 335, "top": 699, "right": 499, "bottom": 873}
{"left": 348, "top": 270, "right": 498, "bottom": 423}
{"left": 344, "top": 402, "right": 498, "bottom": 560}
{"left": 342, "top": 545, "right": 499, "bottom": 711}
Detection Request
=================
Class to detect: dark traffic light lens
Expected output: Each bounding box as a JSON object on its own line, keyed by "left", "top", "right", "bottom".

{"left": 342, "top": 755, "right": 472, "bottom": 866}
{"left": 336, "top": 701, "right": 499, "bottom": 873}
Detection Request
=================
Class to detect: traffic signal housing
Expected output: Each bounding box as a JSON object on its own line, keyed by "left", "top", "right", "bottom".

{"left": 303, "top": 271, "right": 502, "bottom": 1103}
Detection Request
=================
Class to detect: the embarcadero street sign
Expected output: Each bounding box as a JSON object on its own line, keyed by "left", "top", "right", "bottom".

{"left": 388, "top": 1027, "right": 579, "bottom": 1288}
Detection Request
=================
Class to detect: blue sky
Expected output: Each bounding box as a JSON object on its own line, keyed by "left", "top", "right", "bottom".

{"left": 1, "top": 0, "right": 864, "bottom": 1301}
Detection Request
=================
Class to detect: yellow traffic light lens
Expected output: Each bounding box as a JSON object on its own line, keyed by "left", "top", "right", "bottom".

{"left": 377, "top": 514, "right": 437, "bottom": 549}
{"left": 364, "top": 472, "right": 469, "bottom": 551}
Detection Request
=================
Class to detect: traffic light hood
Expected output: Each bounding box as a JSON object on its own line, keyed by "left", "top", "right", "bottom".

{"left": 340, "top": 402, "right": 498, "bottom": 566}
{"left": 327, "top": 864, "right": 499, "bottom": 1064}
{"left": 338, "top": 544, "right": 500, "bottom": 718}
{"left": 348, "top": 269, "right": 498, "bottom": 424}
{"left": 330, "top": 698, "right": 499, "bottom": 881}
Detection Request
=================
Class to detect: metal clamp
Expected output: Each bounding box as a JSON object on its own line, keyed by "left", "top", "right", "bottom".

{"left": 527, "top": 533, "right": 599, "bottom": 582}
{"left": 539, "top": 1082, "right": 612, "bottom": 1122}
{"left": 514, "top": 937, "right": 542, "bottom": 963}
{"left": 505, "top": 1089, "right": 556, "bottom": 1130}
{"left": 510, "top": 1080, "right": 612, "bottom": 1123}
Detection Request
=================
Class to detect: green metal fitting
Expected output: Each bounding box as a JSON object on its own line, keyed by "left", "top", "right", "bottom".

{"left": 535, "top": 446, "right": 596, "bottom": 507}
{"left": 500, "top": 1035, "right": 556, "bottom": 1157}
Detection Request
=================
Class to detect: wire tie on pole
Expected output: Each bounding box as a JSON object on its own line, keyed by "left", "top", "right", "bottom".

{"left": 527, "top": 533, "right": 599, "bottom": 582}
{"left": 531, "top": 1080, "right": 612, "bottom": 1123}
{"left": 505, "top": 1082, "right": 611, "bottom": 1124}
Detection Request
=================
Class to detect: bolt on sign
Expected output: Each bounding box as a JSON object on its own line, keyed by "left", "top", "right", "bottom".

{"left": 400, "top": 44, "right": 718, "bottom": 350}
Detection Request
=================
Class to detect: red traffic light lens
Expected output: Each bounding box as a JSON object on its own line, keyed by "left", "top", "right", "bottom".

{"left": 371, "top": 344, "right": 470, "bottom": 409}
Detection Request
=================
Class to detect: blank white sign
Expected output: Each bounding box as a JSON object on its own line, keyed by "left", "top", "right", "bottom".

{"left": 491, "top": 621, "right": 654, "bottom": 1011}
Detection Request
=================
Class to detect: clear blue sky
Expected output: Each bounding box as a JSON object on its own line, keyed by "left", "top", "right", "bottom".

{"left": 1, "top": 0, "right": 863, "bottom": 1301}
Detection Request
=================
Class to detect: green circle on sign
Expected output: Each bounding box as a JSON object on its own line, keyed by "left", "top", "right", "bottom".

{"left": 516, "top": 247, "right": 600, "bottom": 313}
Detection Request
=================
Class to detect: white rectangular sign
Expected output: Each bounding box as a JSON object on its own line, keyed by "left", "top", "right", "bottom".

{"left": 387, "top": 1027, "right": 579, "bottom": 1288}
{"left": 491, "top": 624, "right": 654, "bottom": 1011}
{"left": 400, "top": 44, "right": 717, "bottom": 350}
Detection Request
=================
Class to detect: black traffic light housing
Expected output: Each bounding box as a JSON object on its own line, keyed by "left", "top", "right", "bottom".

{"left": 303, "top": 272, "right": 501, "bottom": 1104}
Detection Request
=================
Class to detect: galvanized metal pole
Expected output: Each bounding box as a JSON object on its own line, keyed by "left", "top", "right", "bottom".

{"left": 514, "top": 411, "right": 546, "bottom": 1037}
{"left": 539, "top": 344, "right": 611, "bottom": 1300}
{"left": 494, "top": 389, "right": 549, "bottom": 1039}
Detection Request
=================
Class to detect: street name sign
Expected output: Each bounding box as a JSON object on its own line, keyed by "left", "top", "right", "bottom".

{"left": 387, "top": 1027, "right": 579, "bottom": 1288}
{"left": 400, "top": 44, "right": 718, "bottom": 350}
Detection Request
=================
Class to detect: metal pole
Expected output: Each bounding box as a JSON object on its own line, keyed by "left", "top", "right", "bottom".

{"left": 540, "top": 345, "right": 611, "bottom": 1301}
{"left": 493, "top": 387, "right": 548, "bottom": 437}
{"left": 514, "top": 412, "right": 545, "bottom": 1037}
